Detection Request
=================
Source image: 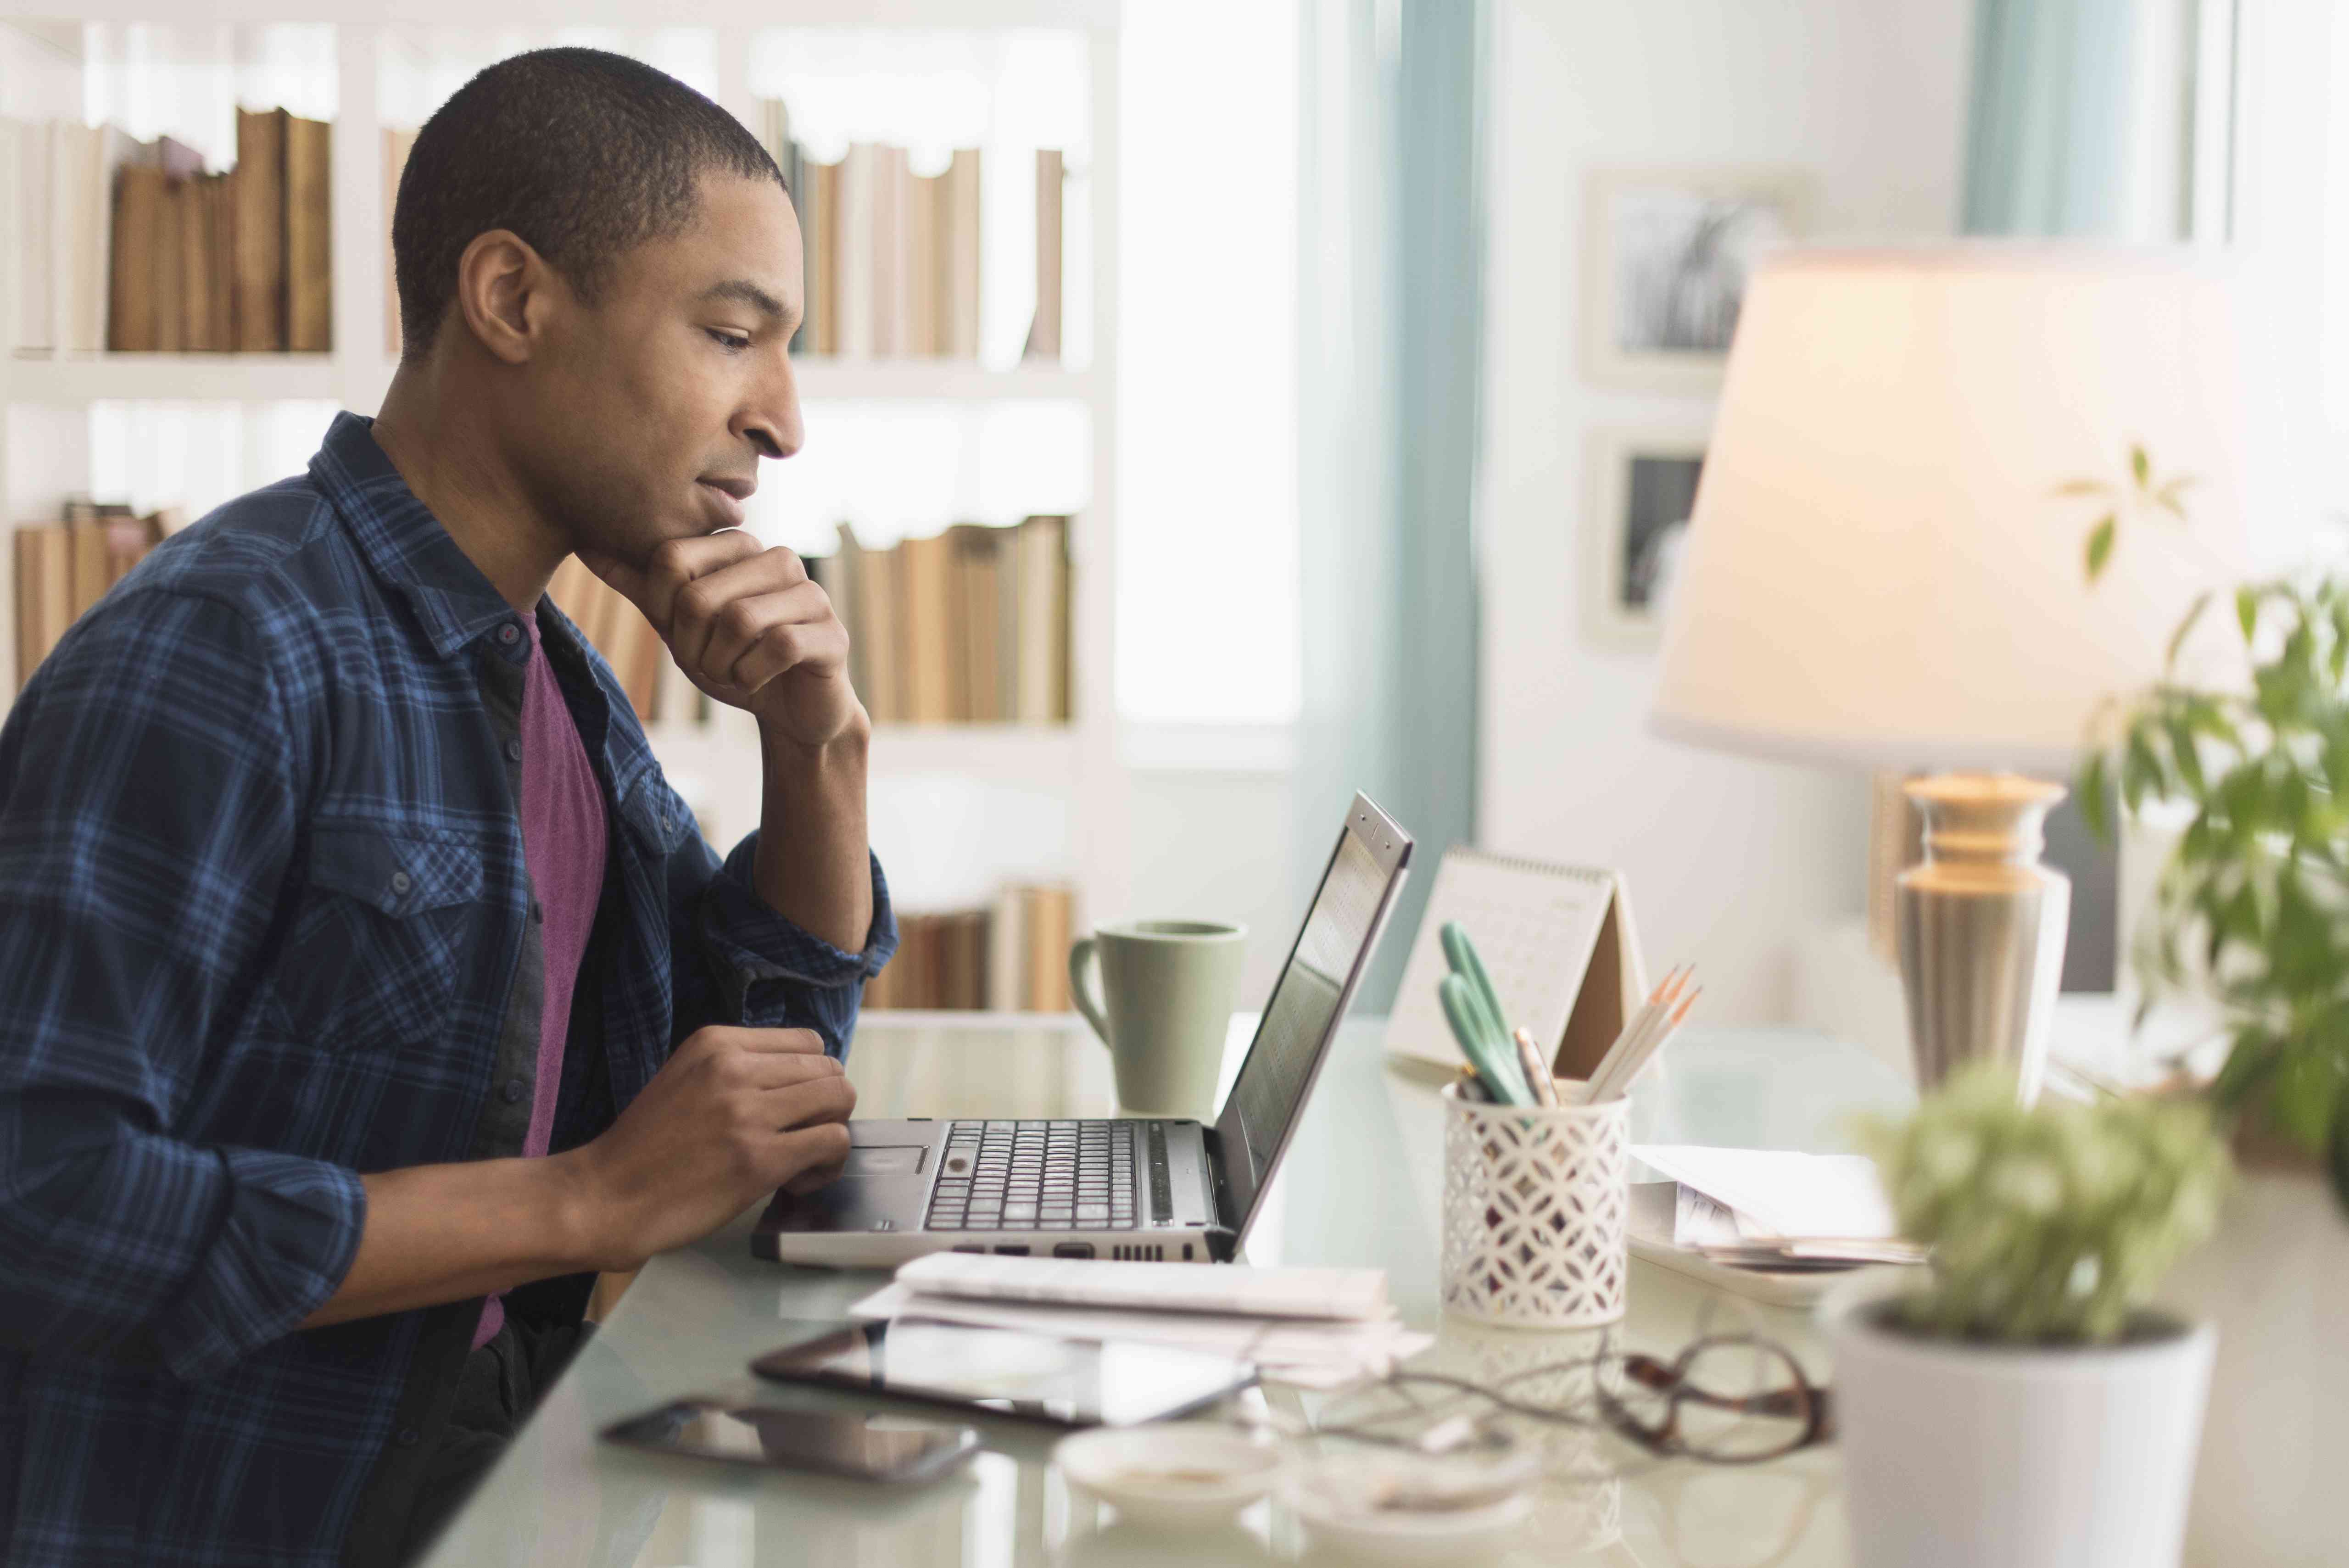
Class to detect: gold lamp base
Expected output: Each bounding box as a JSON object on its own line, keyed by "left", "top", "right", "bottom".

{"left": 1893, "top": 773, "right": 2071, "bottom": 1103}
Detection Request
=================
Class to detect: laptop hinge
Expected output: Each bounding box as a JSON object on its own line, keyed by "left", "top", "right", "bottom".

{"left": 1197, "top": 1124, "right": 1241, "bottom": 1261}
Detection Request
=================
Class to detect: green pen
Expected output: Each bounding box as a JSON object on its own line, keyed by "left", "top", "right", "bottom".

{"left": 1442, "top": 923, "right": 1514, "bottom": 1051}
{"left": 1440, "top": 973, "right": 1533, "bottom": 1106}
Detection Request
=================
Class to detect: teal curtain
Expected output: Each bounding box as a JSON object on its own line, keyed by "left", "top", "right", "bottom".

{"left": 1294, "top": 0, "right": 1486, "bottom": 1010}
{"left": 1963, "top": 0, "right": 2207, "bottom": 237}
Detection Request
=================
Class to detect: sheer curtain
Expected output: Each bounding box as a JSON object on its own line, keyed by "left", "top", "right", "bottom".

{"left": 1293, "top": 0, "right": 1486, "bottom": 1008}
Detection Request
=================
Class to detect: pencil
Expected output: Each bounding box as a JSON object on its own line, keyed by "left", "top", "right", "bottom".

{"left": 1596, "top": 987, "right": 1700, "bottom": 1100}
{"left": 1588, "top": 967, "right": 1680, "bottom": 1096}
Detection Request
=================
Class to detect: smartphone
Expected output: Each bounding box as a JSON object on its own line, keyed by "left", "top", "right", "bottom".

{"left": 751, "top": 1317, "right": 1259, "bottom": 1428}
{"left": 599, "top": 1398, "right": 980, "bottom": 1484}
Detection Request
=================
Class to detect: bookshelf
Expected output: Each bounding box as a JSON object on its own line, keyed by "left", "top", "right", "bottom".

{"left": 0, "top": 4, "right": 1131, "bottom": 974}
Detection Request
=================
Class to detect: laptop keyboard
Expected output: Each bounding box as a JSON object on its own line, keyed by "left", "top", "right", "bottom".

{"left": 925, "top": 1120, "right": 1165, "bottom": 1231}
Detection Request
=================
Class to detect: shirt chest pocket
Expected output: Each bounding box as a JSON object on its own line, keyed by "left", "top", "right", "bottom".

{"left": 267, "top": 826, "right": 486, "bottom": 1051}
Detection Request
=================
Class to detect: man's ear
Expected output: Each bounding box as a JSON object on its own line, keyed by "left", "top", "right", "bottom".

{"left": 452, "top": 229, "right": 560, "bottom": 365}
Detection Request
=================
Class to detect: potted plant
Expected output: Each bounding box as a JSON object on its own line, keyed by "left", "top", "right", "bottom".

{"left": 2080, "top": 572, "right": 2349, "bottom": 1562}
{"left": 1825, "top": 1065, "right": 2229, "bottom": 1568}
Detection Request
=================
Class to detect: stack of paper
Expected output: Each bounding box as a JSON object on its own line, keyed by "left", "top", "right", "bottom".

{"left": 1633, "top": 1146, "right": 1900, "bottom": 1244}
{"left": 848, "top": 1255, "right": 1428, "bottom": 1390}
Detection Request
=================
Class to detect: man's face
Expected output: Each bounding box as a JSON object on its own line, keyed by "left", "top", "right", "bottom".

{"left": 505, "top": 170, "right": 804, "bottom": 566}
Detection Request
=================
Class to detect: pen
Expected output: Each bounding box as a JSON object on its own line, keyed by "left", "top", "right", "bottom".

{"left": 1513, "top": 1026, "right": 1561, "bottom": 1108}
{"left": 1439, "top": 974, "right": 1533, "bottom": 1106}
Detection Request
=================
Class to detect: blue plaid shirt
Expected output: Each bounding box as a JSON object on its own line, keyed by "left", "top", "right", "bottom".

{"left": 0, "top": 412, "right": 895, "bottom": 1567}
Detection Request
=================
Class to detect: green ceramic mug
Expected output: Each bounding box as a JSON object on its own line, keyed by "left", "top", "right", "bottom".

{"left": 1068, "top": 920, "right": 1248, "bottom": 1118}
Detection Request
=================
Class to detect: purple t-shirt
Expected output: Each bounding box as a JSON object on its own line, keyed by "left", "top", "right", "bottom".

{"left": 475, "top": 612, "right": 608, "bottom": 1349}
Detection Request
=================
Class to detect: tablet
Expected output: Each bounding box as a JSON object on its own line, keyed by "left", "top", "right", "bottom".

{"left": 751, "top": 1318, "right": 1258, "bottom": 1428}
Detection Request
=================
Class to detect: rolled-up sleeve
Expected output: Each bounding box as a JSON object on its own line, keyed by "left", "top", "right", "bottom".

{"left": 685, "top": 834, "right": 897, "bottom": 1059}
{"left": 0, "top": 592, "right": 364, "bottom": 1379}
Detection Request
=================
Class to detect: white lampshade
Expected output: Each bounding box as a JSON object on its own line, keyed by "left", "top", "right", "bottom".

{"left": 1650, "top": 245, "right": 2252, "bottom": 775}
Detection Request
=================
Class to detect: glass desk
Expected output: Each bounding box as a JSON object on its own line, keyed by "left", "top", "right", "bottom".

{"left": 420, "top": 1015, "right": 1914, "bottom": 1568}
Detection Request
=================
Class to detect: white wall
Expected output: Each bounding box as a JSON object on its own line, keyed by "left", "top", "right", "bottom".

{"left": 1478, "top": 0, "right": 1977, "bottom": 1023}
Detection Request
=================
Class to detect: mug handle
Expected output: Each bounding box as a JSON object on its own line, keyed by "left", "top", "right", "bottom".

{"left": 1068, "top": 936, "right": 1113, "bottom": 1048}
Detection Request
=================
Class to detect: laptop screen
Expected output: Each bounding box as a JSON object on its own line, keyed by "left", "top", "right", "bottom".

{"left": 1214, "top": 794, "right": 1412, "bottom": 1238}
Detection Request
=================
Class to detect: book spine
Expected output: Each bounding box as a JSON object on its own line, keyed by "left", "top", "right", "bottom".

{"left": 285, "top": 115, "right": 332, "bottom": 352}
{"left": 1028, "top": 148, "right": 1062, "bottom": 362}
{"left": 233, "top": 108, "right": 287, "bottom": 352}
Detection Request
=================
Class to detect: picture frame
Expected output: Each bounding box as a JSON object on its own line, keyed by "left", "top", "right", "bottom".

{"left": 1581, "top": 166, "right": 1812, "bottom": 391}
{"left": 1584, "top": 427, "right": 1708, "bottom": 648}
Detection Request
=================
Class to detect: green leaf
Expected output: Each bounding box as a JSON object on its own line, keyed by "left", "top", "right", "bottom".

{"left": 2238, "top": 586, "right": 2260, "bottom": 642}
{"left": 2086, "top": 515, "right": 2118, "bottom": 582}
{"left": 2212, "top": 1029, "right": 2281, "bottom": 1111}
{"left": 2166, "top": 591, "right": 2213, "bottom": 673}
{"left": 2052, "top": 477, "right": 2112, "bottom": 498}
{"left": 2130, "top": 443, "right": 2151, "bottom": 488}
{"left": 2079, "top": 752, "right": 2112, "bottom": 841}
{"left": 2154, "top": 474, "right": 2200, "bottom": 519}
{"left": 2167, "top": 715, "right": 2206, "bottom": 794}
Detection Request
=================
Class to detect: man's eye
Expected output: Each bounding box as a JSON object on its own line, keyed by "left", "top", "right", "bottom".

{"left": 706, "top": 328, "right": 752, "bottom": 352}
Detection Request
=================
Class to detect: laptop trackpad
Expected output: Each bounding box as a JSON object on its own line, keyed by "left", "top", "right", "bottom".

{"left": 844, "top": 1145, "right": 928, "bottom": 1177}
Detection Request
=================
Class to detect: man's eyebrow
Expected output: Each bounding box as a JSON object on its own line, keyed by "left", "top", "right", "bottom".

{"left": 700, "top": 279, "right": 794, "bottom": 323}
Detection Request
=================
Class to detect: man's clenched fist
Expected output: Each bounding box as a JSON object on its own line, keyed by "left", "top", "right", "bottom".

{"left": 579, "top": 532, "right": 863, "bottom": 749}
{"left": 561, "top": 1025, "right": 854, "bottom": 1271}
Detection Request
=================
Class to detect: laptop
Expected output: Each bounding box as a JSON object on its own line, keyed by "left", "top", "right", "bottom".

{"left": 753, "top": 792, "right": 1414, "bottom": 1268}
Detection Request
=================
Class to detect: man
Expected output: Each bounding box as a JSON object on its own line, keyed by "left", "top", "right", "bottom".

{"left": 0, "top": 48, "right": 892, "bottom": 1567}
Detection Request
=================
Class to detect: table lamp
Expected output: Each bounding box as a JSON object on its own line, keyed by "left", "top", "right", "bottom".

{"left": 1650, "top": 246, "right": 2251, "bottom": 1101}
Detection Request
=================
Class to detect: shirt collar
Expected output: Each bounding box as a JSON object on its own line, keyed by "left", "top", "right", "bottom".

{"left": 307, "top": 411, "right": 532, "bottom": 662}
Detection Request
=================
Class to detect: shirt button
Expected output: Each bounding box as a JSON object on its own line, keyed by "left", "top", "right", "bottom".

{"left": 395, "top": 1427, "right": 420, "bottom": 1449}
{"left": 502, "top": 1079, "right": 527, "bottom": 1105}
{"left": 390, "top": 870, "right": 412, "bottom": 896}
{"left": 505, "top": 738, "right": 523, "bottom": 764}
{"left": 498, "top": 622, "right": 521, "bottom": 645}
{"left": 529, "top": 899, "right": 543, "bottom": 924}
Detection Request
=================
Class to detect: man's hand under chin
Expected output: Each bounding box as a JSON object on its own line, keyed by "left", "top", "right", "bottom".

{"left": 578, "top": 529, "right": 876, "bottom": 958}
{"left": 579, "top": 531, "right": 865, "bottom": 748}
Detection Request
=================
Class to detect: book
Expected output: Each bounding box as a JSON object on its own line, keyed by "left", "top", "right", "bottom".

{"left": 943, "top": 148, "right": 982, "bottom": 360}
{"left": 284, "top": 114, "right": 331, "bottom": 352}
{"left": 988, "top": 882, "right": 1029, "bottom": 1009}
{"left": 1027, "top": 148, "right": 1063, "bottom": 361}
{"left": 807, "top": 156, "right": 838, "bottom": 356}
{"left": 106, "top": 163, "right": 164, "bottom": 352}
{"left": 233, "top": 107, "right": 288, "bottom": 352}
{"left": 949, "top": 523, "right": 1004, "bottom": 721}
{"left": 853, "top": 527, "right": 902, "bottom": 723}
{"left": 898, "top": 530, "right": 955, "bottom": 723}
{"left": 61, "top": 123, "right": 151, "bottom": 352}
{"left": 151, "top": 171, "right": 186, "bottom": 353}
{"left": 179, "top": 173, "right": 216, "bottom": 351}
{"left": 908, "top": 164, "right": 940, "bottom": 358}
{"left": 1022, "top": 884, "right": 1075, "bottom": 1011}
{"left": 12, "top": 119, "right": 52, "bottom": 354}
{"left": 1014, "top": 514, "right": 1071, "bottom": 721}
{"left": 836, "top": 144, "right": 873, "bottom": 360}
{"left": 202, "top": 172, "right": 235, "bottom": 351}
{"left": 870, "top": 143, "right": 907, "bottom": 358}
{"left": 382, "top": 127, "right": 417, "bottom": 356}
{"left": 824, "top": 526, "right": 867, "bottom": 707}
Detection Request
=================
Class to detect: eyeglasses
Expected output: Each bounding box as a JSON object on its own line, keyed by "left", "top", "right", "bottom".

{"left": 1595, "top": 1334, "right": 1832, "bottom": 1463}
{"left": 1295, "top": 1328, "right": 1832, "bottom": 1469}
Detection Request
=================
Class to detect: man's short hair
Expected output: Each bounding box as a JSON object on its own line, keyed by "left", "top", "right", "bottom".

{"left": 391, "top": 47, "right": 785, "bottom": 358}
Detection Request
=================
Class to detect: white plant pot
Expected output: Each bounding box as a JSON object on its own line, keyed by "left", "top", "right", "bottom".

{"left": 2161, "top": 1167, "right": 2349, "bottom": 1566}
{"left": 1823, "top": 1281, "right": 2216, "bottom": 1568}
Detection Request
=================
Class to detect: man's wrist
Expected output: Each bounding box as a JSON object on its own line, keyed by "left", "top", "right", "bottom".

{"left": 757, "top": 701, "right": 871, "bottom": 771}
{"left": 541, "top": 1147, "right": 635, "bottom": 1274}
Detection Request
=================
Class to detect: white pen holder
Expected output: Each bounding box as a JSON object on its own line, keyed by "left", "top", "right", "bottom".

{"left": 1440, "top": 1080, "right": 1631, "bottom": 1330}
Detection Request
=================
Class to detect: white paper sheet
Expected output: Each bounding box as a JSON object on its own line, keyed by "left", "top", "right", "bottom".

{"left": 1634, "top": 1146, "right": 1897, "bottom": 1241}
{"left": 848, "top": 1282, "right": 1430, "bottom": 1390}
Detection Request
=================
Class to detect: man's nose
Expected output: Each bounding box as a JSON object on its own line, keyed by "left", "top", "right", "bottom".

{"left": 739, "top": 352, "right": 803, "bottom": 461}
